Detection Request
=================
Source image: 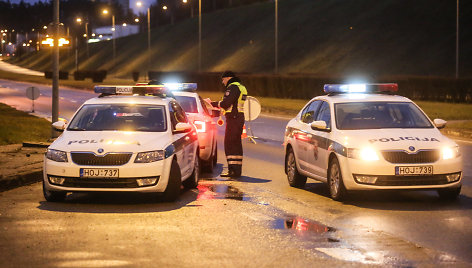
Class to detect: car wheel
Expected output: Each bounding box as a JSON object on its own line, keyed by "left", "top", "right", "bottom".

{"left": 42, "top": 180, "right": 66, "bottom": 202}
{"left": 183, "top": 153, "right": 200, "bottom": 189}
{"left": 203, "top": 141, "right": 217, "bottom": 173}
{"left": 161, "top": 158, "right": 182, "bottom": 202}
{"left": 328, "top": 156, "right": 347, "bottom": 201}
{"left": 286, "top": 148, "right": 307, "bottom": 188}
{"left": 212, "top": 143, "right": 217, "bottom": 167}
{"left": 437, "top": 187, "right": 461, "bottom": 201}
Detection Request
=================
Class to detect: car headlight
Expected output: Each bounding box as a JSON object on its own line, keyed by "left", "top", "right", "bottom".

{"left": 348, "top": 147, "right": 380, "bottom": 161}
{"left": 46, "top": 149, "right": 68, "bottom": 162}
{"left": 135, "top": 150, "right": 165, "bottom": 163}
{"left": 441, "top": 146, "right": 461, "bottom": 160}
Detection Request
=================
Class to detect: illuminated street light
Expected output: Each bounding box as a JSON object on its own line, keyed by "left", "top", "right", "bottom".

{"left": 136, "top": 1, "right": 151, "bottom": 79}
{"left": 76, "top": 17, "right": 89, "bottom": 58}
{"left": 136, "top": 1, "right": 142, "bottom": 7}
{"left": 76, "top": 18, "right": 82, "bottom": 23}
{"left": 102, "top": 9, "right": 115, "bottom": 70}
{"left": 162, "top": 5, "right": 167, "bottom": 10}
{"left": 122, "top": 23, "right": 127, "bottom": 27}
{"left": 43, "top": 26, "right": 47, "bottom": 29}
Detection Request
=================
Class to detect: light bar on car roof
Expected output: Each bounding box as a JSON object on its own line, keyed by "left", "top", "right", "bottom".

{"left": 323, "top": 83, "right": 398, "bottom": 94}
{"left": 163, "top": 83, "right": 198, "bottom": 91}
{"left": 94, "top": 85, "right": 171, "bottom": 96}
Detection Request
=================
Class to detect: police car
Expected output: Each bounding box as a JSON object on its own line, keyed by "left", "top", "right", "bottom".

{"left": 159, "top": 83, "right": 219, "bottom": 172}
{"left": 43, "top": 85, "right": 199, "bottom": 202}
{"left": 284, "top": 83, "right": 462, "bottom": 201}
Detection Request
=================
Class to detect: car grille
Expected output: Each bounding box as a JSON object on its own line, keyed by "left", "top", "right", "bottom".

{"left": 71, "top": 152, "right": 132, "bottom": 166}
{"left": 374, "top": 175, "right": 448, "bottom": 186}
{"left": 49, "top": 176, "right": 159, "bottom": 188}
{"left": 381, "top": 150, "right": 440, "bottom": 164}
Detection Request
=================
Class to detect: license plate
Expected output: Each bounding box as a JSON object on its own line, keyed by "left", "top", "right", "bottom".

{"left": 395, "top": 166, "right": 433, "bottom": 176}
{"left": 80, "top": 168, "right": 119, "bottom": 178}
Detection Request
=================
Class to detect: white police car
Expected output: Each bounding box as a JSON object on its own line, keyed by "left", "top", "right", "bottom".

{"left": 158, "top": 83, "right": 219, "bottom": 172}
{"left": 284, "top": 83, "right": 462, "bottom": 201}
{"left": 43, "top": 85, "right": 199, "bottom": 202}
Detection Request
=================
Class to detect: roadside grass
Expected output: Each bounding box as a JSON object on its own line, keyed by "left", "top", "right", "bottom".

{"left": 0, "top": 103, "right": 51, "bottom": 145}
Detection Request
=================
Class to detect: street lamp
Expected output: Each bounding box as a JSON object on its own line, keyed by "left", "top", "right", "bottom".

{"left": 102, "top": 9, "right": 115, "bottom": 70}
{"left": 76, "top": 17, "right": 89, "bottom": 58}
{"left": 274, "top": 0, "right": 278, "bottom": 74}
{"left": 137, "top": 1, "right": 151, "bottom": 79}
{"left": 456, "top": 0, "right": 459, "bottom": 79}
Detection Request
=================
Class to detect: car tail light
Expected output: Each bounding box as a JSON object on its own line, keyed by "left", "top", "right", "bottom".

{"left": 194, "top": 120, "right": 206, "bottom": 133}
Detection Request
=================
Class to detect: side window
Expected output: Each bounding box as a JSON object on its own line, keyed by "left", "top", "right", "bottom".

{"left": 169, "top": 101, "right": 188, "bottom": 130}
{"left": 300, "top": 100, "right": 322, "bottom": 124}
{"left": 316, "top": 101, "right": 331, "bottom": 129}
{"left": 199, "top": 96, "right": 211, "bottom": 116}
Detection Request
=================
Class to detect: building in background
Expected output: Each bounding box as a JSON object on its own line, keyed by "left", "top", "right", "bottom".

{"left": 89, "top": 24, "right": 139, "bottom": 43}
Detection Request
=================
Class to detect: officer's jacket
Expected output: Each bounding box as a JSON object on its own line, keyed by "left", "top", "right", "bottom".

{"left": 213, "top": 77, "right": 247, "bottom": 117}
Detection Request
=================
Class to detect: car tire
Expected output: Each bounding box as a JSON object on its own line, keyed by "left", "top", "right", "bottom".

{"left": 328, "top": 156, "right": 347, "bottom": 201}
{"left": 285, "top": 148, "right": 307, "bottom": 188}
{"left": 161, "top": 158, "right": 182, "bottom": 202}
{"left": 437, "top": 187, "right": 461, "bottom": 201}
{"left": 42, "top": 180, "right": 67, "bottom": 202}
{"left": 203, "top": 141, "right": 217, "bottom": 173}
{"left": 183, "top": 153, "right": 200, "bottom": 189}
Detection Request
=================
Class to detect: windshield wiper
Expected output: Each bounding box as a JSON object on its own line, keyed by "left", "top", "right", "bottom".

{"left": 68, "top": 127, "right": 86, "bottom": 131}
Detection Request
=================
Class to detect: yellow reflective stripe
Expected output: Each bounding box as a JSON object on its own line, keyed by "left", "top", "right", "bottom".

{"left": 228, "top": 161, "right": 242, "bottom": 165}
{"left": 225, "top": 82, "right": 247, "bottom": 113}
{"left": 227, "top": 155, "right": 243, "bottom": 160}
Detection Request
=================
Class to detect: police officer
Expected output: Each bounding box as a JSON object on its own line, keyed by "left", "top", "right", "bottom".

{"left": 211, "top": 71, "right": 247, "bottom": 178}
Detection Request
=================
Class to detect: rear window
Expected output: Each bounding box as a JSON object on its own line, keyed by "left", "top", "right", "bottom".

{"left": 173, "top": 96, "right": 198, "bottom": 113}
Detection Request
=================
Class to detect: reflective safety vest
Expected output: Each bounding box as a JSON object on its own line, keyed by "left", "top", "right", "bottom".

{"left": 223, "top": 82, "right": 248, "bottom": 113}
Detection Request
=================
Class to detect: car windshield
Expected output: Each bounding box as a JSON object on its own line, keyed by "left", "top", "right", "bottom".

{"left": 173, "top": 95, "right": 198, "bottom": 113}
{"left": 335, "top": 102, "right": 433, "bottom": 130}
{"left": 68, "top": 104, "right": 167, "bottom": 132}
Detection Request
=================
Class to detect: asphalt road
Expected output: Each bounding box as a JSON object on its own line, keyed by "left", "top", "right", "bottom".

{"left": 1, "top": 79, "right": 471, "bottom": 266}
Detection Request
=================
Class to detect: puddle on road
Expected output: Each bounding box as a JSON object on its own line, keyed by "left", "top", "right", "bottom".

{"left": 273, "top": 216, "right": 336, "bottom": 234}
{"left": 197, "top": 184, "right": 250, "bottom": 201}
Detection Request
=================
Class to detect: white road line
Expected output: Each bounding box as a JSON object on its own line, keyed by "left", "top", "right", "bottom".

{"left": 241, "top": 212, "right": 274, "bottom": 221}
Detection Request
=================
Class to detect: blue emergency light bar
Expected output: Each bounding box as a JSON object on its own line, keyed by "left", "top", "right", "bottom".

{"left": 94, "top": 85, "right": 172, "bottom": 97}
{"left": 163, "top": 83, "right": 198, "bottom": 91}
{"left": 323, "top": 83, "right": 398, "bottom": 94}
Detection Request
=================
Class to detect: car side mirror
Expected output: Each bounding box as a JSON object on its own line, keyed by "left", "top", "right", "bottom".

{"left": 311, "top": 120, "right": 330, "bottom": 132}
{"left": 433, "top": 118, "right": 447, "bottom": 129}
{"left": 211, "top": 109, "right": 221, "bottom": 118}
{"left": 174, "top": 122, "right": 192, "bottom": 133}
{"left": 52, "top": 121, "right": 66, "bottom": 132}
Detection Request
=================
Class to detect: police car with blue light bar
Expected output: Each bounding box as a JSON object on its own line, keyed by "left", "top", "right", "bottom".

{"left": 43, "top": 85, "right": 200, "bottom": 202}
{"left": 284, "top": 83, "right": 462, "bottom": 201}
{"left": 162, "top": 83, "right": 220, "bottom": 172}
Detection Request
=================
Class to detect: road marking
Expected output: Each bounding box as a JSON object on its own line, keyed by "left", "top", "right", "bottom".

{"left": 315, "top": 247, "right": 380, "bottom": 264}
{"left": 241, "top": 212, "right": 274, "bottom": 221}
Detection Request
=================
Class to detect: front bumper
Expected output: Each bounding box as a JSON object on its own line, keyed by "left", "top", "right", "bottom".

{"left": 338, "top": 155, "right": 463, "bottom": 190}
{"left": 43, "top": 156, "right": 173, "bottom": 193}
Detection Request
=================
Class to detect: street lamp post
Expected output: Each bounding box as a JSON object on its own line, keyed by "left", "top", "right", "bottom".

{"left": 76, "top": 17, "right": 89, "bottom": 58}
{"left": 274, "top": 0, "right": 278, "bottom": 74}
{"left": 137, "top": 2, "right": 151, "bottom": 80}
{"left": 102, "top": 9, "right": 115, "bottom": 70}
{"left": 52, "top": 0, "right": 60, "bottom": 137}
{"left": 455, "top": 0, "right": 459, "bottom": 79}
{"left": 199, "top": 0, "right": 201, "bottom": 71}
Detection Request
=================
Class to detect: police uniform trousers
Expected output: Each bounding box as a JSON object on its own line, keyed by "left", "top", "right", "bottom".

{"left": 224, "top": 112, "right": 245, "bottom": 176}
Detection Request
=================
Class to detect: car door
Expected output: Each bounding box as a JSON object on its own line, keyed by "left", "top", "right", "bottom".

{"left": 305, "top": 101, "right": 331, "bottom": 178}
{"left": 295, "top": 100, "right": 322, "bottom": 172}
{"left": 169, "top": 101, "right": 194, "bottom": 178}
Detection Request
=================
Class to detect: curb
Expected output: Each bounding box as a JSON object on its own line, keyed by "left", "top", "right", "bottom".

{"left": 0, "top": 169, "right": 43, "bottom": 192}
